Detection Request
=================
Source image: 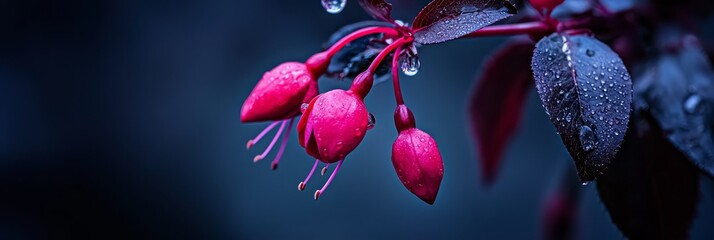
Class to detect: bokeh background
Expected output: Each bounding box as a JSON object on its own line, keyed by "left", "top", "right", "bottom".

{"left": 2, "top": 0, "right": 714, "bottom": 239}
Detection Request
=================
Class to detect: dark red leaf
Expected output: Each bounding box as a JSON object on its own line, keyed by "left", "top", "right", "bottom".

{"left": 411, "top": 0, "right": 517, "bottom": 45}
{"left": 358, "top": 0, "right": 394, "bottom": 23}
{"left": 596, "top": 113, "right": 700, "bottom": 240}
{"left": 635, "top": 33, "right": 714, "bottom": 178}
{"left": 531, "top": 33, "right": 633, "bottom": 182}
{"left": 542, "top": 164, "right": 582, "bottom": 240}
{"left": 469, "top": 37, "right": 534, "bottom": 185}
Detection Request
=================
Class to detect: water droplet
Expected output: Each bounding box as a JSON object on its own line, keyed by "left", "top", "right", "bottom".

{"left": 460, "top": 5, "right": 478, "bottom": 13}
{"left": 367, "top": 113, "right": 376, "bottom": 130}
{"left": 586, "top": 49, "right": 595, "bottom": 57}
{"left": 321, "top": 0, "right": 346, "bottom": 14}
{"left": 684, "top": 94, "right": 701, "bottom": 114}
{"left": 401, "top": 53, "right": 420, "bottom": 76}
{"left": 579, "top": 125, "right": 597, "bottom": 152}
{"left": 300, "top": 103, "right": 309, "bottom": 113}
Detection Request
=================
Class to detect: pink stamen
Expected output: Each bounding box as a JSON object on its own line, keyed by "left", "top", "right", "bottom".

{"left": 246, "top": 121, "right": 280, "bottom": 149}
{"left": 271, "top": 118, "right": 295, "bottom": 170}
{"left": 298, "top": 159, "right": 319, "bottom": 191}
{"left": 314, "top": 159, "right": 344, "bottom": 200}
{"left": 253, "top": 120, "right": 286, "bottom": 162}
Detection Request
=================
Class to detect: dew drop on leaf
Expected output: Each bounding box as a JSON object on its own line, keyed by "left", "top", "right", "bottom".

{"left": 586, "top": 49, "right": 595, "bottom": 57}
{"left": 322, "top": 0, "right": 346, "bottom": 14}
{"left": 579, "top": 125, "right": 597, "bottom": 152}
{"left": 683, "top": 94, "right": 701, "bottom": 114}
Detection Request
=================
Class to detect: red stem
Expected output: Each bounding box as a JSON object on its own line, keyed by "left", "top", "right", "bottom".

{"left": 463, "top": 21, "right": 553, "bottom": 38}
{"left": 325, "top": 26, "right": 399, "bottom": 57}
{"left": 367, "top": 37, "right": 412, "bottom": 74}
{"left": 391, "top": 45, "right": 404, "bottom": 105}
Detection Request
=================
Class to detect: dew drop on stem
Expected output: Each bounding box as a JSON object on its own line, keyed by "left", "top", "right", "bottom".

{"left": 400, "top": 50, "right": 420, "bottom": 76}
{"left": 321, "top": 0, "right": 346, "bottom": 14}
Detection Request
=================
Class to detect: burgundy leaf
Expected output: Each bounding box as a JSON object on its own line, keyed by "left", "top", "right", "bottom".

{"left": 358, "top": 0, "right": 394, "bottom": 23}
{"left": 469, "top": 37, "right": 534, "bottom": 185}
{"left": 531, "top": 33, "right": 633, "bottom": 182}
{"left": 596, "top": 113, "right": 700, "bottom": 240}
{"left": 542, "top": 164, "right": 582, "bottom": 240}
{"left": 635, "top": 33, "right": 714, "bottom": 178}
{"left": 411, "top": 0, "right": 517, "bottom": 45}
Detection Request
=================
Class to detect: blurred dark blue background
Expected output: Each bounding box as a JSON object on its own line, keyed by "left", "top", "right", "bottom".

{"left": 2, "top": 0, "right": 714, "bottom": 239}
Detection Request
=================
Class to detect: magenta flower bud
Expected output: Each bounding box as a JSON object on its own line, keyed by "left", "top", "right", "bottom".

{"left": 241, "top": 62, "right": 319, "bottom": 123}
{"left": 391, "top": 105, "right": 444, "bottom": 204}
{"left": 297, "top": 89, "right": 369, "bottom": 163}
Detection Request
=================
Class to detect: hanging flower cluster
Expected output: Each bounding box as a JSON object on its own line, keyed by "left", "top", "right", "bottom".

{"left": 240, "top": 1, "right": 450, "bottom": 203}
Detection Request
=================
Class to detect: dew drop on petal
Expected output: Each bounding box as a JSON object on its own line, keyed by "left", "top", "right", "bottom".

{"left": 300, "top": 103, "right": 309, "bottom": 113}
{"left": 367, "top": 113, "right": 376, "bottom": 130}
{"left": 321, "top": 0, "right": 346, "bottom": 14}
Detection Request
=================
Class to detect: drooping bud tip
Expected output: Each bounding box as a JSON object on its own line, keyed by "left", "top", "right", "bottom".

{"left": 349, "top": 71, "right": 374, "bottom": 99}
{"left": 394, "top": 104, "right": 416, "bottom": 132}
{"left": 305, "top": 51, "right": 331, "bottom": 78}
{"left": 298, "top": 182, "right": 306, "bottom": 191}
{"left": 253, "top": 155, "right": 263, "bottom": 162}
{"left": 321, "top": 166, "right": 328, "bottom": 175}
{"left": 271, "top": 162, "right": 278, "bottom": 170}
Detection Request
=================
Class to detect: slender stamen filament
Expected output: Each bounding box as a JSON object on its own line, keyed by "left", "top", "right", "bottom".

{"left": 253, "top": 120, "right": 287, "bottom": 162}
{"left": 298, "top": 159, "right": 320, "bottom": 191}
{"left": 270, "top": 118, "right": 295, "bottom": 170}
{"left": 246, "top": 121, "right": 280, "bottom": 149}
{"left": 314, "top": 159, "right": 344, "bottom": 200}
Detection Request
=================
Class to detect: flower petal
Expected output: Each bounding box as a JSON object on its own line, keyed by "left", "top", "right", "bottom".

{"left": 241, "top": 62, "right": 315, "bottom": 122}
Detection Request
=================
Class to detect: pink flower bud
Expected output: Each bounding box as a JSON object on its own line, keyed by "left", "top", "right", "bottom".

{"left": 297, "top": 89, "right": 369, "bottom": 163}
{"left": 241, "top": 62, "right": 319, "bottom": 123}
{"left": 391, "top": 105, "right": 444, "bottom": 204}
